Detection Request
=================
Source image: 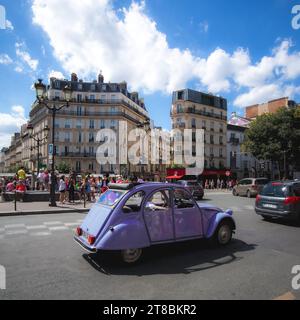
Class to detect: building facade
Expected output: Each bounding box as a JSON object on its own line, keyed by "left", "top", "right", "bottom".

{"left": 227, "top": 112, "right": 277, "bottom": 180}
{"left": 171, "top": 89, "right": 228, "bottom": 173}
{"left": 26, "top": 73, "right": 151, "bottom": 176}
{"left": 245, "top": 97, "right": 297, "bottom": 120}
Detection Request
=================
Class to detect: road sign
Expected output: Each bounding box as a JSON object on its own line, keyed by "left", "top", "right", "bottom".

{"left": 225, "top": 171, "right": 230, "bottom": 177}
{"left": 48, "top": 144, "right": 53, "bottom": 155}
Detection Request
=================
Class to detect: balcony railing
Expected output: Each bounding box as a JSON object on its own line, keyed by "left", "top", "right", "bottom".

{"left": 172, "top": 107, "right": 227, "bottom": 121}
{"left": 59, "top": 152, "right": 97, "bottom": 158}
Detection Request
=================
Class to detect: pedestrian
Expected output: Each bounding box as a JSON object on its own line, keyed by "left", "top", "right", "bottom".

{"left": 69, "top": 179, "right": 75, "bottom": 204}
{"left": 217, "top": 178, "right": 221, "bottom": 189}
{"left": 16, "top": 180, "right": 26, "bottom": 202}
{"left": 59, "top": 175, "right": 66, "bottom": 204}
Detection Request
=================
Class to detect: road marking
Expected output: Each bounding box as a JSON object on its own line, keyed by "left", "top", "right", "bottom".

{"left": 273, "top": 291, "right": 296, "bottom": 300}
{"left": 48, "top": 226, "right": 68, "bottom": 231}
{"left": 44, "top": 221, "right": 63, "bottom": 226}
{"left": 26, "top": 225, "right": 48, "bottom": 230}
{"left": 244, "top": 205, "right": 254, "bottom": 210}
{"left": 64, "top": 222, "right": 79, "bottom": 227}
{"left": 4, "top": 224, "right": 26, "bottom": 229}
{"left": 30, "top": 232, "right": 52, "bottom": 237}
{"left": 5, "top": 230, "right": 28, "bottom": 235}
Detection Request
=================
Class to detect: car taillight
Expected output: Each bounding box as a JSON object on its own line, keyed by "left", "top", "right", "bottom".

{"left": 256, "top": 195, "right": 261, "bottom": 203}
{"left": 76, "top": 227, "right": 82, "bottom": 236}
{"left": 88, "top": 235, "right": 96, "bottom": 245}
{"left": 284, "top": 196, "right": 300, "bottom": 205}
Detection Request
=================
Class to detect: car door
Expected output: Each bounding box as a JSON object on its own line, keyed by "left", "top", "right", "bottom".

{"left": 173, "top": 188, "right": 203, "bottom": 239}
{"left": 143, "top": 189, "right": 175, "bottom": 243}
{"left": 236, "top": 180, "right": 244, "bottom": 195}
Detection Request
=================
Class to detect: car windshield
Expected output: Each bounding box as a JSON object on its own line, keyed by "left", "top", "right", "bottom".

{"left": 256, "top": 179, "right": 269, "bottom": 185}
{"left": 260, "top": 183, "right": 288, "bottom": 197}
{"left": 97, "top": 189, "right": 127, "bottom": 207}
{"left": 187, "top": 181, "right": 198, "bottom": 186}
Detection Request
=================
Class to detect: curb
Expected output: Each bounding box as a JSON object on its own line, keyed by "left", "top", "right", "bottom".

{"left": 0, "top": 208, "right": 90, "bottom": 217}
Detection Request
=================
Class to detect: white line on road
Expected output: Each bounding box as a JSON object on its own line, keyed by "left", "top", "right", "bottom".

{"left": 48, "top": 226, "right": 69, "bottom": 231}
{"left": 43, "top": 221, "right": 63, "bottom": 226}
{"left": 30, "top": 232, "right": 52, "bottom": 237}
{"left": 26, "top": 225, "right": 48, "bottom": 230}
{"left": 4, "top": 224, "right": 26, "bottom": 229}
{"left": 64, "top": 222, "right": 80, "bottom": 227}
{"left": 244, "top": 205, "right": 254, "bottom": 210}
{"left": 5, "top": 230, "right": 28, "bottom": 235}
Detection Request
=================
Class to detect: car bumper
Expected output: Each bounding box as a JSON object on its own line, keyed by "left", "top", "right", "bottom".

{"left": 74, "top": 236, "right": 97, "bottom": 253}
{"left": 255, "top": 207, "right": 298, "bottom": 220}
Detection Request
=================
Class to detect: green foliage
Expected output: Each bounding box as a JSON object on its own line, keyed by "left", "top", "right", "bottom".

{"left": 243, "top": 107, "right": 300, "bottom": 168}
{"left": 56, "top": 161, "right": 71, "bottom": 174}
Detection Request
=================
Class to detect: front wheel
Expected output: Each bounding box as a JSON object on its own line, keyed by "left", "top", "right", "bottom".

{"left": 120, "top": 248, "right": 143, "bottom": 264}
{"left": 213, "top": 221, "right": 233, "bottom": 246}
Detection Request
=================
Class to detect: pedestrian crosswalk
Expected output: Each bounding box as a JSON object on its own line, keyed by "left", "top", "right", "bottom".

{"left": 0, "top": 219, "right": 84, "bottom": 240}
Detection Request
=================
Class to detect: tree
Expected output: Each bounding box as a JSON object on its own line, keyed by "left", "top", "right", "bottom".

{"left": 243, "top": 107, "right": 300, "bottom": 176}
{"left": 56, "top": 161, "right": 71, "bottom": 174}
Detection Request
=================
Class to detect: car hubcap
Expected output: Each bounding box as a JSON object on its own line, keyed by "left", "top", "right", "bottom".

{"left": 122, "top": 249, "right": 142, "bottom": 263}
{"left": 218, "top": 225, "right": 231, "bottom": 245}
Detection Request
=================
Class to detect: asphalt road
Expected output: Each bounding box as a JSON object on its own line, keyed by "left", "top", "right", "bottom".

{"left": 0, "top": 192, "right": 299, "bottom": 300}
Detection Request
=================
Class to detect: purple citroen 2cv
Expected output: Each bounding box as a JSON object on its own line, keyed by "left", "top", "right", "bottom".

{"left": 74, "top": 183, "right": 236, "bottom": 264}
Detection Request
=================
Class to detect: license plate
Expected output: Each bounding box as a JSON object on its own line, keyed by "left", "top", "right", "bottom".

{"left": 82, "top": 231, "right": 88, "bottom": 239}
{"left": 263, "top": 203, "right": 277, "bottom": 209}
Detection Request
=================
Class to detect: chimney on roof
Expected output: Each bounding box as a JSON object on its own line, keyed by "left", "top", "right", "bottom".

{"left": 71, "top": 73, "right": 78, "bottom": 82}
{"left": 98, "top": 71, "right": 104, "bottom": 83}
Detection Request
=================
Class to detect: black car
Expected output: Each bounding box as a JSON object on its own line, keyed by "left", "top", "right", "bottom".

{"left": 255, "top": 180, "right": 300, "bottom": 221}
{"left": 175, "top": 180, "right": 204, "bottom": 200}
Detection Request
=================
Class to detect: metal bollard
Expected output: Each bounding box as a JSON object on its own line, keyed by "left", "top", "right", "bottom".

{"left": 14, "top": 190, "right": 17, "bottom": 211}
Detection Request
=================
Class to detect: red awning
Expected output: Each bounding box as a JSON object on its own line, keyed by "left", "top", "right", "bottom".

{"left": 166, "top": 175, "right": 184, "bottom": 180}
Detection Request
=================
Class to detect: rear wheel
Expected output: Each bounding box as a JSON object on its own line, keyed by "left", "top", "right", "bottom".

{"left": 120, "top": 248, "right": 143, "bottom": 264}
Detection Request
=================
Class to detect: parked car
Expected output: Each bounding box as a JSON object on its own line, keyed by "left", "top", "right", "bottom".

{"left": 74, "top": 182, "right": 236, "bottom": 264}
{"left": 255, "top": 180, "right": 300, "bottom": 221}
{"left": 232, "top": 178, "right": 269, "bottom": 198}
{"left": 175, "top": 180, "right": 204, "bottom": 200}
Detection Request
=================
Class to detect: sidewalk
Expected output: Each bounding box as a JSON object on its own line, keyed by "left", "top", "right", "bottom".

{"left": 0, "top": 200, "right": 93, "bottom": 217}
{"left": 205, "top": 189, "right": 232, "bottom": 193}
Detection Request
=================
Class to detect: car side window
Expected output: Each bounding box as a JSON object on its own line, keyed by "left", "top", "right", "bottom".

{"left": 145, "top": 190, "right": 170, "bottom": 212}
{"left": 293, "top": 184, "right": 300, "bottom": 196}
{"left": 174, "top": 189, "right": 195, "bottom": 209}
{"left": 122, "top": 191, "right": 145, "bottom": 213}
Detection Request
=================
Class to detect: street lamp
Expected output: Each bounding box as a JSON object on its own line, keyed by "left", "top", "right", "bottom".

{"left": 34, "top": 79, "right": 73, "bottom": 207}
{"left": 27, "top": 123, "right": 49, "bottom": 189}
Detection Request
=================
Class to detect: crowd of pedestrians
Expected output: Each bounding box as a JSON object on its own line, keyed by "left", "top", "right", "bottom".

{"left": 204, "top": 178, "right": 237, "bottom": 190}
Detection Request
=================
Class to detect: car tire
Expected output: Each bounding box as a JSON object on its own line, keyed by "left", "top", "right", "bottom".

{"left": 262, "top": 215, "right": 272, "bottom": 221}
{"left": 247, "top": 190, "right": 251, "bottom": 198}
{"left": 212, "top": 221, "right": 233, "bottom": 246}
{"left": 120, "top": 248, "right": 143, "bottom": 265}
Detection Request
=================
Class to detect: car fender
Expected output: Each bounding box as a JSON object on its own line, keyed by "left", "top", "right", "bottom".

{"left": 95, "top": 220, "right": 150, "bottom": 251}
{"left": 205, "top": 211, "right": 236, "bottom": 239}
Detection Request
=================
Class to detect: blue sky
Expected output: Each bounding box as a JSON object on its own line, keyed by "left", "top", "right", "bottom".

{"left": 0, "top": 0, "right": 300, "bottom": 148}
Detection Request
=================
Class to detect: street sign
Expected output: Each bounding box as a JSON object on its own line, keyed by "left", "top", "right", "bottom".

{"left": 225, "top": 171, "right": 230, "bottom": 177}
{"left": 48, "top": 144, "right": 53, "bottom": 155}
{"left": 49, "top": 154, "right": 53, "bottom": 160}
{"left": 49, "top": 159, "right": 53, "bottom": 165}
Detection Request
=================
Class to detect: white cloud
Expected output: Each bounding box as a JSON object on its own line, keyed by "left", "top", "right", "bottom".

{"left": 234, "top": 84, "right": 300, "bottom": 107}
{"left": 14, "top": 65, "right": 24, "bottom": 73}
{"left": 31, "top": 0, "right": 300, "bottom": 106}
{"left": 0, "top": 54, "right": 13, "bottom": 65}
{"left": 6, "top": 19, "right": 14, "bottom": 30}
{"left": 15, "top": 42, "right": 39, "bottom": 71}
{"left": 48, "top": 70, "right": 65, "bottom": 79}
{"left": 0, "top": 105, "right": 28, "bottom": 148}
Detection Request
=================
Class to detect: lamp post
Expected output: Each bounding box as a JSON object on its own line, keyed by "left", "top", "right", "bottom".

{"left": 34, "top": 79, "right": 73, "bottom": 207}
{"left": 27, "top": 123, "right": 49, "bottom": 189}
{"left": 137, "top": 120, "right": 151, "bottom": 178}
